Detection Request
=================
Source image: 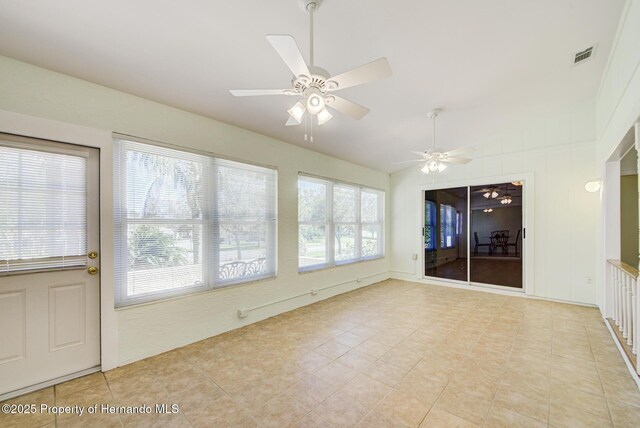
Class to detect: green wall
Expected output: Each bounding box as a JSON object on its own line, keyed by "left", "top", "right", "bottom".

{"left": 621, "top": 174, "right": 639, "bottom": 268}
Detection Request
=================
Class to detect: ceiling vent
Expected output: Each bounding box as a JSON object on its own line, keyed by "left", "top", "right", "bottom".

{"left": 574, "top": 46, "right": 594, "bottom": 65}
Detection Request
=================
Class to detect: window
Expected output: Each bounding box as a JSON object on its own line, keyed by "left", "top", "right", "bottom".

{"left": 440, "top": 204, "right": 457, "bottom": 249}
{"left": 298, "top": 175, "right": 384, "bottom": 271}
{"left": 114, "top": 138, "right": 276, "bottom": 307}
{"left": 424, "top": 200, "right": 437, "bottom": 250}
{"left": 0, "top": 142, "right": 87, "bottom": 272}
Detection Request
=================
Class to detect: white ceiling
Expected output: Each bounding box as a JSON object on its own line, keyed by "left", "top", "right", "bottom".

{"left": 0, "top": 0, "right": 624, "bottom": 172}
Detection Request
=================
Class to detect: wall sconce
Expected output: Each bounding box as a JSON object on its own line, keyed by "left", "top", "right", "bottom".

{"left": 584, "top": 179, "right": 602, "bottom": 193}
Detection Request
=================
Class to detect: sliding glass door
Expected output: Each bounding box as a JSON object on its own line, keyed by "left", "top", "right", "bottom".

{"left": 424, "top": 181, "right": 524, "bottom": 290}
{"left": 424, "top": 187, "right": 468, "bottom": 281}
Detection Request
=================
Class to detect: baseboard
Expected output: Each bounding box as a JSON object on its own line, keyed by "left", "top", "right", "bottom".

{"left": 389, "top": 273, "right": 598, "bottom": 307}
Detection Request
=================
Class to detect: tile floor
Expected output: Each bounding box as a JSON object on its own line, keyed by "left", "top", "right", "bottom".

{"left": 2, "top": 279, "right": 640, "bottom": 427}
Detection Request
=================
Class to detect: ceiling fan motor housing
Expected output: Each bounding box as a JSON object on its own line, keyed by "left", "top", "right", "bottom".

{"left": 299, "top": 0, "right": 323, "bottom": 12}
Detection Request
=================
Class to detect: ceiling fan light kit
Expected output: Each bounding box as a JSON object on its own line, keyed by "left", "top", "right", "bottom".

{"left": 483, "top": 189, "right": 499, "bottom": 199}
{"left": 230, "top": 0, "right": 392, "bottom": 142}
{"left": 411, "top": 109, "right": 473, "bottom": 175}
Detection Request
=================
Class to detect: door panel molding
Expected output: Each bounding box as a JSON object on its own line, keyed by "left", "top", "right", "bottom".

{"left": 49, "top": 283, "right": 86, "bottom": 352}
{"left": 0, "top": 290, "right": 26, "bottom": 364}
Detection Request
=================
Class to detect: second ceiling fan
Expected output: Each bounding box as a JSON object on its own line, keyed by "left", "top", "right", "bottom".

{"left": 229, "top": 0, "right": 392, "bottom": 135}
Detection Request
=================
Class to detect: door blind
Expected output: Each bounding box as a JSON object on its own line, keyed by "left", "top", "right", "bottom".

{"left": 0, "top": 143, "right": 87, "bottom": 273}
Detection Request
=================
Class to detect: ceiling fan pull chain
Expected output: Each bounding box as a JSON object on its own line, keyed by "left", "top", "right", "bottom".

{"left": 304, "top": 113, "right": 309, "bottom": 141}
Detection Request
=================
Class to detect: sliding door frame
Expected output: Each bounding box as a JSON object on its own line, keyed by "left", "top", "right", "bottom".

{"left": 418, "top": 172, "right": 534, "bottom": 296}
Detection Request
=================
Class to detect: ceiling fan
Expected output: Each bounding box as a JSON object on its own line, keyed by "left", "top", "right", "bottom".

{"left": 499, "top": 183, "right": 522, "bottom": 205}
{"left": 398, "top": 109, "right": 473, "bottom": 174}
{"left": 473, "top": 186, "right": 500, "bottom": 199}
{"left": 229, "top": 0, "right": 392, "bottom": 139}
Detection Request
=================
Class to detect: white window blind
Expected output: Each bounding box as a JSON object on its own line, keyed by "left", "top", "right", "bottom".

{"left": 298, "top": 175, "right": 384, "bottom": 272}
{"left": 0, "top": 143, "right": 87, "bottom": 273}
{"left": 114, "top": 138, "right": 277, "bottom": 307}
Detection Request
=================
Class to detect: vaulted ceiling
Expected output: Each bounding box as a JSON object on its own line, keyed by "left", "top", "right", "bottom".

{"left": 0, "top": 0, "right": 625, "bottom": 172}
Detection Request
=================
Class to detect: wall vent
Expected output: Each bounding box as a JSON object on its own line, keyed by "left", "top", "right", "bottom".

{"left": 574, "top": 46, "right": 594, "bottom": 64}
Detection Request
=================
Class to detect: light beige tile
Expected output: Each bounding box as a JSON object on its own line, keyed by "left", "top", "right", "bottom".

{"left": 376, "top": 390, "right": 431, "bottom": 427}
{"left": 608, "top": 398, "right": 640, "bottom": 428}
{"left": 355, "top": 339, "right": 392, "bottom": 358}
{"left": 395, "top": 369, "right": 447, "bottom": 405}
{"left": 337, "top": 350, "right": 377, "bottom": 371}
{"left": 334, "top": 332, "right": 368, "bottom": 348}
{"left": 104, "top": 359, "right": 149, "bottom": 382}
{"left": 492, "top": 384, "right": 548, "bottom": 423}
{"left": 6, "top": 279, "right": 640, "bottom": 427}
{"left": 419, "top": 408, "right": 478, "bottom": 427}
{"left": 549, "top": 383, "right": 609, "bottom": 418}
{"left": 340, "top": 374, "right": 392, "bottom": 407}
{"left": 0, "top": 387, "right": 56, "bottom": 428}
{"left": 484, "top": 405, "right": 546, "bottom": 428}
{"left": 292, "top": 411, "right": 336, "bottom": 428}
{"left": 367, "top": 360, "right": 409, "bottom": 387}
{"left": 251, "top": 393, "right": 309, "bottom": 428}
{"left": 296, "top": 350, "right": 333, "bottom": 372}
{"left": 184, "top": 395, "right": 256, "bottom": 428}
{"left": 315, "top": 340, "right": 352, "bottom": 360}
{"left": 313, "top": 361, "right": 359, "bottom": 387}
{"left": 356, "top": 411, "right": 408, "bottom": 428}
{"left": 314, "top": 391, "right": 370, "bottom": 427}
{"left": 169, "top": 380, "right": 225, "bottom": 414}
{"left": 287, "top": 373, "right": 338, "bottom": 408}
{"left": 55, "top": 372, "right": 108, "bottom": 398}
{"left": 433, "top": 386, "right": 492, "bottom": 425}
{"left": 549, "top": 402, "right": 613, "bottom": 428}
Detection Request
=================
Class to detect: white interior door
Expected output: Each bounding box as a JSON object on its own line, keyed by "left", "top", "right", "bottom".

{"left": 0, "top": 134, "right": 100, "bottom": 399}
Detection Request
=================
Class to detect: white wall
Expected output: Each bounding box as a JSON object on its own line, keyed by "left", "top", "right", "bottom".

{"left": 0, "top": 55, "right": 390, "bottom": 368}
{"left": 596, "top": 0, "right": 640, "bottom": 163}
{"left": 390, "top": 101, "right": 600, "bottom": 304}
{"left": 595, "top": 0, "right": 640, "bottom": 311}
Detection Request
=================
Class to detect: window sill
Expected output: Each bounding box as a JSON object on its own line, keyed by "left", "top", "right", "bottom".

{"left": 298, "top": 255, "right": 385, "bottom": 275}
{"left": 115, "top": 273, "right": 277, "bottom": 310}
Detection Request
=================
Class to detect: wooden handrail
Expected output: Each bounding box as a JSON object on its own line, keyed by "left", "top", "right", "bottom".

{"left": 608, "top": 259, "right": 639, "bottom": 278}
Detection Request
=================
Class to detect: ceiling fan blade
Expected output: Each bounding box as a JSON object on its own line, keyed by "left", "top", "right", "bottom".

{"left": 229, "top": 89, "right": 292, "bottom": 96}
{"left": 326, "top": 57, "right": 392, "bottom": 91}
{"left": 444, "top": 147, "right": 475, "bottom": 157}
{"left": 444, "top": 157, "right": 472, "bottom": 164}
{"left": 285, "top": 116, "right": 301, "bottom": 126}
{"left": 327, "top": 96, "right": 370, "bottom": 119}
{"left": 392, "top": 159, "right": 425, "bottom": 165}
{"left": 266, "top": 34, "right": 311, "bottom": 78}
{"left": 411, "top": 151, "right": 429, "bottom": 157}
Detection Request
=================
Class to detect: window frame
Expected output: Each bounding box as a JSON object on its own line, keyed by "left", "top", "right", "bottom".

{"left": 298, "top": 174, "right": 384, "bottom": 272}
{"left": 439, "top": 203, "right": 457, "bottom": 249}
{"left": 114, "top": 137, "right": 277, "bottom": 308}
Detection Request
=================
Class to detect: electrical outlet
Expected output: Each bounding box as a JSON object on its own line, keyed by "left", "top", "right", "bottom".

{"left": 237, "top": 309, "right": 249, "bottom": 319}
{"left": 311, "top": 288, "right": 319, "bottom": 295}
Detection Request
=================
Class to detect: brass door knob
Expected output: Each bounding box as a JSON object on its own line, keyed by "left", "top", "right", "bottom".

{"left": 88, "top": 251, "right": 99, "bottom": 259}
{"left": 87, "top": 266, "right": 99, "bottom": 275}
